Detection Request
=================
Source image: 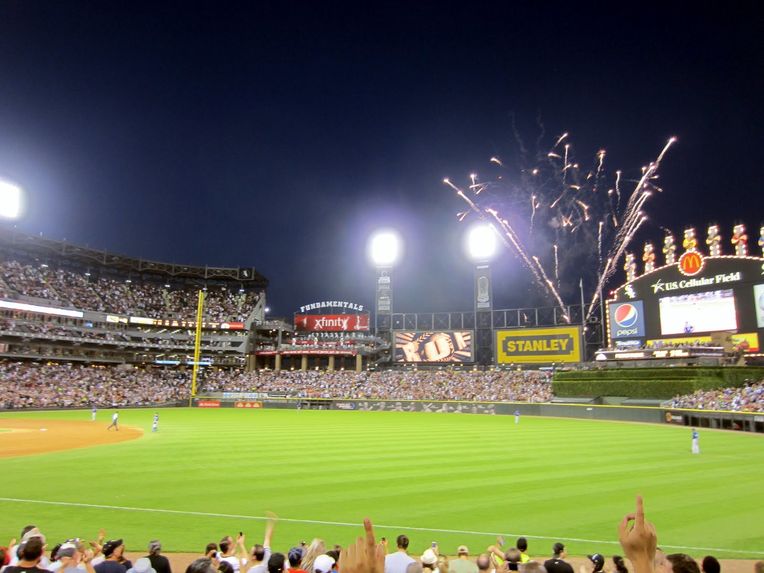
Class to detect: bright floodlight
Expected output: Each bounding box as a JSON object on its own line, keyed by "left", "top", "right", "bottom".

{"left": 466, "top": 223, "right": 498, "bottom": 262}
{"left": 0, "top": 180, "right": 22, "bottom": 219}
{"left": 368, "top": 230, "right": 402, "bottom": 267}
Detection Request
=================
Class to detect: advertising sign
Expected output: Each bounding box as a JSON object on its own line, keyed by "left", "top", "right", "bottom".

{"left": 293, "top": 313, "right": 370, "bottom": 332}
{"left": 196, "top": 400, "right": 221, "bottom": 408}
{"left": 394, "top": 331, "right": 473, "bottom": 362}
{"left": 496, "top": 326, "right": 582, "bottom": 364}
{"left": 609, "top": 301, "right": 646, "bottom": 339}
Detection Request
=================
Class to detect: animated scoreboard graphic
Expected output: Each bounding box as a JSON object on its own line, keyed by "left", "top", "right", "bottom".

{"left": 607, "top": 253, "right": 764, "bottom": 353}
{"left": 394, "top": 331, "right": 473, "bottom": 363}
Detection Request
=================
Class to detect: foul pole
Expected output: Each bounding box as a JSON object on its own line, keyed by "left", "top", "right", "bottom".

{"left": 189, "top": 289, "right": 205, "bottom": 406}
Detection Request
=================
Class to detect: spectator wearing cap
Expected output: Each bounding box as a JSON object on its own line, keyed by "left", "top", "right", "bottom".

{"left": 312, "top": 555, "right": 335, "bottom": 573}
{"left": 50, "top": 541, "right": 95, "bottom": 573}
{"left": 385, "top": 535, "right": 415, "bottom": 573}
{"left": 449, "top": 546, "right": 477, "bottom": 573}
{"left": 127, "top": 559, "right": 156, "bottom": 573}
{"left": 9, "top": 527, "right": 49, "bottom": 569}
{"left": 7, "top": 525, "right": 36, "bottom": 567}
{"left": 94, "top": 540, "right": 127, "bottom": 573}
{"left": 145, "top": 542, "right": 171, "bottom": 573}
{"left": 420, "top": 549, "right": 439, "bottom": 573}
{"left": 3, "top": 537, "right": 49, "bottom": 573}
{"left": 287, "top": 547, "right": 308, "bottom": 573}
{"left": 544, "top": 543, "right": 573, "bottom": 573}
{"left": 580, "top": 554, "right": 605, "bottom": 573}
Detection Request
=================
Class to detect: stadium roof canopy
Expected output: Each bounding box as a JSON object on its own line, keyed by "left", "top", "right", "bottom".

{"left": 0, "top": 226, "right": 268, "bottom": 286}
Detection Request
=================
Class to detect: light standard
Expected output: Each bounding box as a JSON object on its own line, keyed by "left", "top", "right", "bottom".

{"left": 367, "top": 229, "right": 402, "bottom": 364}
{"left": 0, "top": 179, "right": 23, "bottom": 220}
{"left": 465, "top": 223, "right": 499, "bottom": 366}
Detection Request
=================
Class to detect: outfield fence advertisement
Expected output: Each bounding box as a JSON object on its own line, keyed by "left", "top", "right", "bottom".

{"left": 496, "top": 326, "right": 582, "bottom": 364}
{"left": 393, "top": 331, "right": 473, "bottom": 362}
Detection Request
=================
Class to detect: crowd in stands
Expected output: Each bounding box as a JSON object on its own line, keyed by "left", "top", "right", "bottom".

{"left": 0, "top": 362, "right": 188, "bottom": 409}
{"left": 669, "top": 381, "right": 764, "bottom": 412}
{"left": 200, "top": 369, "right": 554, "bottom": 402}
{"left": 0, "top": 362, "right": 552, "bottom": 409}
{"left": 0, "top": 499, "right": 750, "bottom": 573}
{"left": 3, "top": 359, "right": 764, "bottom": 412}
{"left": 0, "top": 259, "right": 259, "bottom": 322}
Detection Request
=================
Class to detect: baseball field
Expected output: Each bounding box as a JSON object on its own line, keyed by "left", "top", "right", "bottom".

{"left": 1, "top": 407, "right": 762, "bottom": 559}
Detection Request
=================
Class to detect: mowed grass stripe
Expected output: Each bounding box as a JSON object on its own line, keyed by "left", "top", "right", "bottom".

{"left": 0, "top": 408, "right": 762, "bottom": 557}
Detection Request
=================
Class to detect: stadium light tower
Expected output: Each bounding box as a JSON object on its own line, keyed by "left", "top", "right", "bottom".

{"left": 0, "top": 179, "right": 23, "bottom": 220}
{"left": 367, "top": 229, "right": 402, "bottom": 355}
{"left": 465, "top": 223, "right": 499, "bottom": 366}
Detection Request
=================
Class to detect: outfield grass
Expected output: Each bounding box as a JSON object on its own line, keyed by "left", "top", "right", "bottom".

{"left": 1, "top": 408, "right": 763, "bottom": 558}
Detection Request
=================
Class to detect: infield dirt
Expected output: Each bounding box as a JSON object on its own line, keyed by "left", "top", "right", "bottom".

{"left": 0, "top": 418, "right": 142, "bottom": 457}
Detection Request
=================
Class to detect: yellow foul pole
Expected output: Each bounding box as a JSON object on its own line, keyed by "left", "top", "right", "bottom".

{"left": 189, "top": 289, "right": 205, "bottom": 406}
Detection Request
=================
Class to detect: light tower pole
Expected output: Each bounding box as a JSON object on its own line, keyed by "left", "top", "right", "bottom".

{"left": 466, "top": 223, "right": 499, "bottom": 367}
{"left": 368, "top": 230, "right": 402, "bottom": 365}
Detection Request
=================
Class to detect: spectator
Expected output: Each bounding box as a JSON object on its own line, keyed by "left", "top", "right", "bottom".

{"left": 3, "top": 538, "right": 48, "bottom": 573}
{"left": 517, "top": 538, "right": 530, "bottom": 564}
{"left": 219, "top": 535, "right": 247, "bottom": 573}
{"left": 247, "top": 516, "right": 277, "bottom": 573}
{"left": 385, "top": 535, "right": 415, "bottom": 573}
{"left": 185, "top": 560, "right": 216, "bottom": 573}
{"left": 544, "top": 544, "right": 574, "bottom": 573}
{"left": 145, "top": 542, "right": 171, "bottom": 573}
{"left": 449, "top": 546, "right": 477, "bottom": 573}
{"left": 612, "top": 556, "right": 628, "bottom": 573}
{"left": 287, "top": 548, "right": 308, "bottom": 573}
{"left": 94, "top": 540, "right": 127, "bottom": 573}
{"left": 311, "top": 556, "right": 335, "bottom": 573}
{"left": 267, "top": 554, "right": 286, "bottom": 573}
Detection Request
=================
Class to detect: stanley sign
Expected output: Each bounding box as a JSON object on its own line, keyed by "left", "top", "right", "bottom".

{"left": 496, "top": 326, "right": 582, "bottom": 364}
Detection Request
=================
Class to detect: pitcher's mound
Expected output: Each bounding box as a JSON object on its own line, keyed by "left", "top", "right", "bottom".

{"left": 0, "top": 419, "right": 142, "bottom": 458}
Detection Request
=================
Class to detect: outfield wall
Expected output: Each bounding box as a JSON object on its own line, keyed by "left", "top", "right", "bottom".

{"left": 192, "top": 397, "right": 764, "bottom": 433}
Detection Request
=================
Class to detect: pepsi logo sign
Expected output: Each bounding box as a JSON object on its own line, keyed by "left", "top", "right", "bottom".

{"left": 614, "top": 303, "right": 638, "bottom": 328}
{"left": 610, "top": 300, "right": 645, "bottom": 339}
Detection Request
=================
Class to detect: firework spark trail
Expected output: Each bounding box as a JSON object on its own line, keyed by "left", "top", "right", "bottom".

{"left": 585, "top": 137, "right": 676, "bottom": 320}
{"left": 597, "top": 221, "right": 604, "bottom": 270}
{"left": 592, "top": 149, "right": 606, "bottom": 194}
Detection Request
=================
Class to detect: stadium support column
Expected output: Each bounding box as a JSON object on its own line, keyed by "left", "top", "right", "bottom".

{"left": 474, "top": 264, "right": 494, "bottom": 366}
{"left": 189, "top": 289, "right": 206, "bottom": 405}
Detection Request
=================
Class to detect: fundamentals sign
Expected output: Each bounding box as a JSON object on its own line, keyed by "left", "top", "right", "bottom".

{"left": 496, "top": 326, "right": 582, "bottom": 364}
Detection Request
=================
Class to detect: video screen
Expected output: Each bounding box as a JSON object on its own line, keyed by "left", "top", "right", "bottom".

{"left": 659, "top": 289, "right": 737, "bottom": 335}
{"left": 394, "top": 331, "right": 473, "bottom": 362}
{"left": 755, "top": 284, "right": 764, "bottom": 328}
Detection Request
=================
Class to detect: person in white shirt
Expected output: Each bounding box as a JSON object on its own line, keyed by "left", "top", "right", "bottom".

{"left": 384, "top": 535, "right": 415, "bottom": 573}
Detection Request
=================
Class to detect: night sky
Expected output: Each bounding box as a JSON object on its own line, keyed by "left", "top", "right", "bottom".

{"left": 1, "top": 2, "right": 762, "bottom": 317}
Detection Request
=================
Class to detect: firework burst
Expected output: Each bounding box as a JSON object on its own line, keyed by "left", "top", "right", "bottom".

{"left": 447, "top": 133, "right": 676, "bottom": 323}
